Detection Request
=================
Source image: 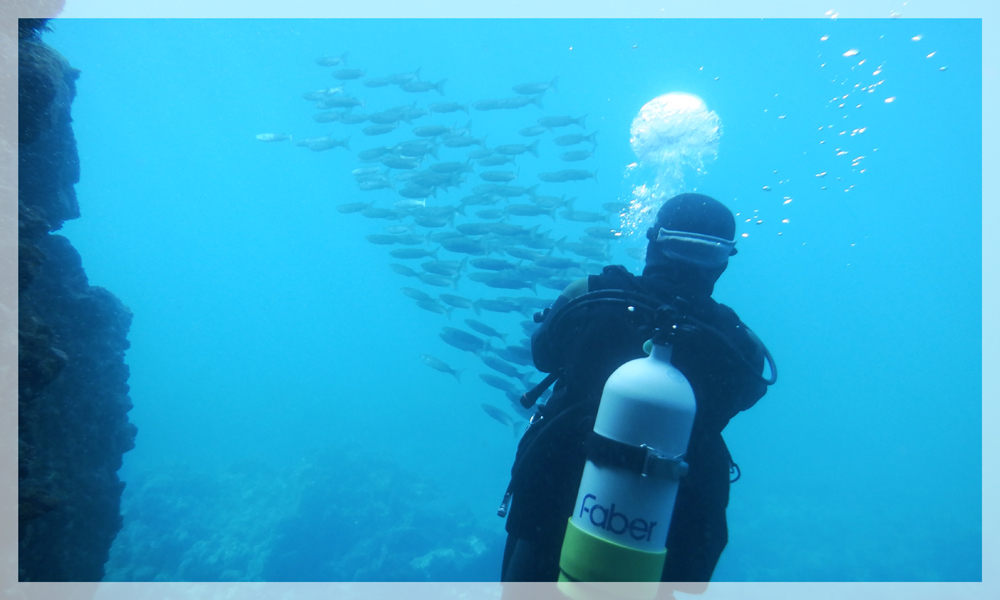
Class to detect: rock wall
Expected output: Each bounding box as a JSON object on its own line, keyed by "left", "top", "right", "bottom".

{"left": 17, "top": 20, "right": 137, "bottom": 582}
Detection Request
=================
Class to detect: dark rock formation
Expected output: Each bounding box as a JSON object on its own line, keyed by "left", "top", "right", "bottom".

{"left": 18, "top": 23, "right": 137, "bottom": 582}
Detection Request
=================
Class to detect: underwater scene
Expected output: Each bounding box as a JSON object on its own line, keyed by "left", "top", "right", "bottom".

{"left": 41, "top": 18, "right": 981, "bottom": 582}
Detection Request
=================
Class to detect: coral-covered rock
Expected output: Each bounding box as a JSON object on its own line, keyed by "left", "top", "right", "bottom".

{"left": 18, "top": 27, "right": 136, "bottom": 582}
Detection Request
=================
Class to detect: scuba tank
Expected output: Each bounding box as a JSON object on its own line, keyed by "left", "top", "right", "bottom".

{"left": 557, "top": 303, "right": 697, "bottom": 598}
{"left": 557, "top": 343, "right": 695, "bottom": 594}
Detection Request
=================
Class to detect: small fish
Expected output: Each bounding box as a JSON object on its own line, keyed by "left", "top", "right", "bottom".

{"left": 534, "top": 256, "right": 580, "bottom": 269}
{"left": 333, "top": 68, "right": 367, "bottom": 80}
{"left": 358, "top": 179, "right": 393, "bottom": 192}
{"left": 467, "top": 148, "right": 494, "bottom": 159}
{"left": 313, "top": 111, "right": 341, "bottom": 123}
{"left": 465, "top": 319, "right": 507, "bottom": 342}
{"left": 255, "top": 133, "right": 292, "bottom": 142}
{"left": 429, "top": 161, "right": 472, "bottom": 174}
{"left": 401, "top": 287, "right": 433, "bottom": 301}
{"left": 362, "top": 76, "right": 394, "bottom": 88}
{"left": 364, "top": 123, "right": 399, "bottom": 136}
{"left": 538, "top": 115, "right": 586, "bottom": 129}
{"left": 339, "top": 113, "right": 369, "bottom": 125}
{"left": 381, "top": 155, "right": 421, "bottom": 170}
{"left": 315, "top": 52, "right": 349, "bottom": 67}
{"left": 553, "top": 132, "right": 598, "bottom": 146}
{"left": 352, "top": 166, "right": 383, "bottom": 176}
{"left": 512, "top": 77, "right": 558, "bottom": 95}
{"left": 480, "top": 171, "right": 518, "bottom": 183}
{"left": 496, "top": 140, "right": 540, "bottom": 157}
{"left": 391, "top": 248, "right": 437, "bottom": 260}
{"left": 496, "top": 344, "right": 534, "bottom": 367}
{"left": 476, "top": 209, "right": 505, "bottom": 220}
{"left": 480, "top": 374, "right": 520, "bottom": 396}
{"left": 320, "top": 95, "right": 364, "bottom": 109}
{"left": 389, "top": 264, "right": 418, "bottom": 277}
{"left": 442, "top": 135, "right": 487, "bottom": 148}
{"left": 559, "top": 150, "right": 593, "bottom": 162}
{"left": 420, "top": 354, "right": 463, "bottom": 382}
{"left": 306, "top": 137, "right": 351, "bottom": 152}
{"left": 398, "top": 185, "right": 436, "bottom": 199}
{"left": 387, "top": 69, "right": 422, "bottom": 84}
{"left": 584, "top": 226, "right": 624, "bottom": 240}
{"left": 538, "top": 169, "right": 597, "bottom": 183}
{"left": 441, "top": 327, "right": 491, "bottom": 354}
{"left": 413, "top": 125, "right": 453, "bottom": 138}
{"left": 470, "top": 257, "right": 518, "bottom": 271}
{"left": 422, "top": 259, "right": 466, "bottom": 277}
{"left": 480, "top": 404, "right": 521, "bottom": 438}
{"left": 476, "top": 156, "right": 514, "bottom": 168}
{"left": 358, "top": 147, "right": 392, "bottom": 161}
{"left": 418, "top": 271, "right": 458, "bottom": 288}
{"left": 302, "top": 87, "right": 343, "bottom": 101}
{"left": 366, "top": 234, "right": 400, "bottom": 245}
{"left": 518, "top": 126, "right": 548, "bottom": 137}
{"left": 429, "top": 102, "right": 469, "bottom": 114}
{"left": 416, "top": 298, "right": 453, "bottom": 319}
{"left": 506, "top": 204, "right": 554, "bottom": 219}
{"left": 336, "top": 201, "right": 373, "bottom": 214}
{"left": 472, "top": 96, "right": 544, "bottom": 111}
{"left": 393, "top": 199, "right": 426, "bottom": 210}
{"left": 473, "top": 298, "right": 521, "bottom": 315}
{"left": 467, "top": 272, "right": 536, "bottom": 293}
{"left": 400, "top": 79, "right": 447, "bottom": 95}
{"left": 560, "top": 209, "right": 606, "bottom": 223}
{"left": 439, "top": 294, "right": 474, "bottom": 309}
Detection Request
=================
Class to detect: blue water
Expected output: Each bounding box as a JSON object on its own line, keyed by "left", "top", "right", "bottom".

{"left": 44, "top": 18, "right": 981, "bottom": 582}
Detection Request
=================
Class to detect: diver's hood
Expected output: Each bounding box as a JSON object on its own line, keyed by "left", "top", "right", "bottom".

{"left": 642, "top": 246, "right": 728, "bottom": 297}
{"left": 642, "top": 192, "right": 736, "bottom": 296}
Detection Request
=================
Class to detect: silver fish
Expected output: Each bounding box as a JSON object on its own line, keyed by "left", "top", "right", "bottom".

{"left": 518, "top": 126, "right": 548, "bottom": 137}
{"left": 538, "top": 115, "right": 586, "bottom": 129}
{"left": 441, "top": 327, "right": 491, "bottom": 354}
{"left": 416, "top": 298, "right": 453, "bottom": 319}
{"left": 389, "top": 263, "right": 418, "bottom": 277}
{"left": 480, "top": 170, "right": 518, "bottom": 183}
{"left": 512, "top": 77, "right": 558, "bottom": 95}
{"left": 559, "top": 150, "right": 593, "bottom": 162}
{"left": 429, "top": 102, "right": 468, "bottom": 114}
{"left": 439, "top": 294, "right": 474, "bottom": 309}
{"left": 315, "top": 53, "right": 349, "bottom": 67}
{"left": 553, "top": 131, "right": 598, "bottom": 146}
{"left": 332, "top": 68, "right": 366, "bottom": 80}
{"left": 400, "top": 79, "right": 447, "bottom": 95}
{"left": 364, "top": 123, "right": 399, "bottom": 136}
{"left": 391, "top": 248, "right": 437, "bottom": 260}
{"left": 336, "top": 202, "right": 372, "bottom": 214}
{"left": 465, "top": 319, "right": 508, "bottom": 342}
{"left": 421, "top": 354, "right": 463, "bottom": 381}
{"left": 496, "top": 140, "right": 540, "bottom": 157}
{"left": 255, "top": 133, "right": 292, "bottom": 142}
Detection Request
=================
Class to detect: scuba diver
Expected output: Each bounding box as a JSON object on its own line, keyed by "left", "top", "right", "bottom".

{"left": 498, "top": 192, "right": 776, "bottom": 586}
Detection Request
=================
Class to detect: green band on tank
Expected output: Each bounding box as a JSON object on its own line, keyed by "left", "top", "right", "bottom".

{"left": 558, "top": 518, "right": 667, "bottom": 582}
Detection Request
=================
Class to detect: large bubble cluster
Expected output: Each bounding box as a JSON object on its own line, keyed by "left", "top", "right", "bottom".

{"left": 620, "top": 93, "right": 722, "bottom": 261}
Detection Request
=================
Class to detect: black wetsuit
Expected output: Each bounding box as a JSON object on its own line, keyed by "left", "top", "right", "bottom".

{"left": 500, "top": 265, "right": 768, "bottom": 583}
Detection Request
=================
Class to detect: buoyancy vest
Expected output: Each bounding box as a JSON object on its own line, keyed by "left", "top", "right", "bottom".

{"left": 504, "top": 265, "right": 767, "bottom": 543}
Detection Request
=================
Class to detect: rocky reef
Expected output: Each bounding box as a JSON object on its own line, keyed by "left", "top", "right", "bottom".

{"left": 18, "top": 20, "right": 137, "bottom": 581}
{"left": 104, "top": 447, "right": 504, "bottom": 582}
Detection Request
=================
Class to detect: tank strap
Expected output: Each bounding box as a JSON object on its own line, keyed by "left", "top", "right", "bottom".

{"left": 585, "top": 431, "right": 689, "bottom": 480}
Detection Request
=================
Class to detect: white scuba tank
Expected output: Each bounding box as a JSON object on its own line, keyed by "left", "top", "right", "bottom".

{"left": 568, "top": 342, "right": 696, "bottom": 553}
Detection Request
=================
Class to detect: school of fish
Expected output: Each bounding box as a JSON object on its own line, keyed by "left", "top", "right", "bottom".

{"left": 259, "top": 54, "right": 627, "bottom": 437}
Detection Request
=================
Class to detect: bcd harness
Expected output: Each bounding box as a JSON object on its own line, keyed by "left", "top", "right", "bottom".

{"left": 497, "top": 289, "right": 776, "bottom": 518}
